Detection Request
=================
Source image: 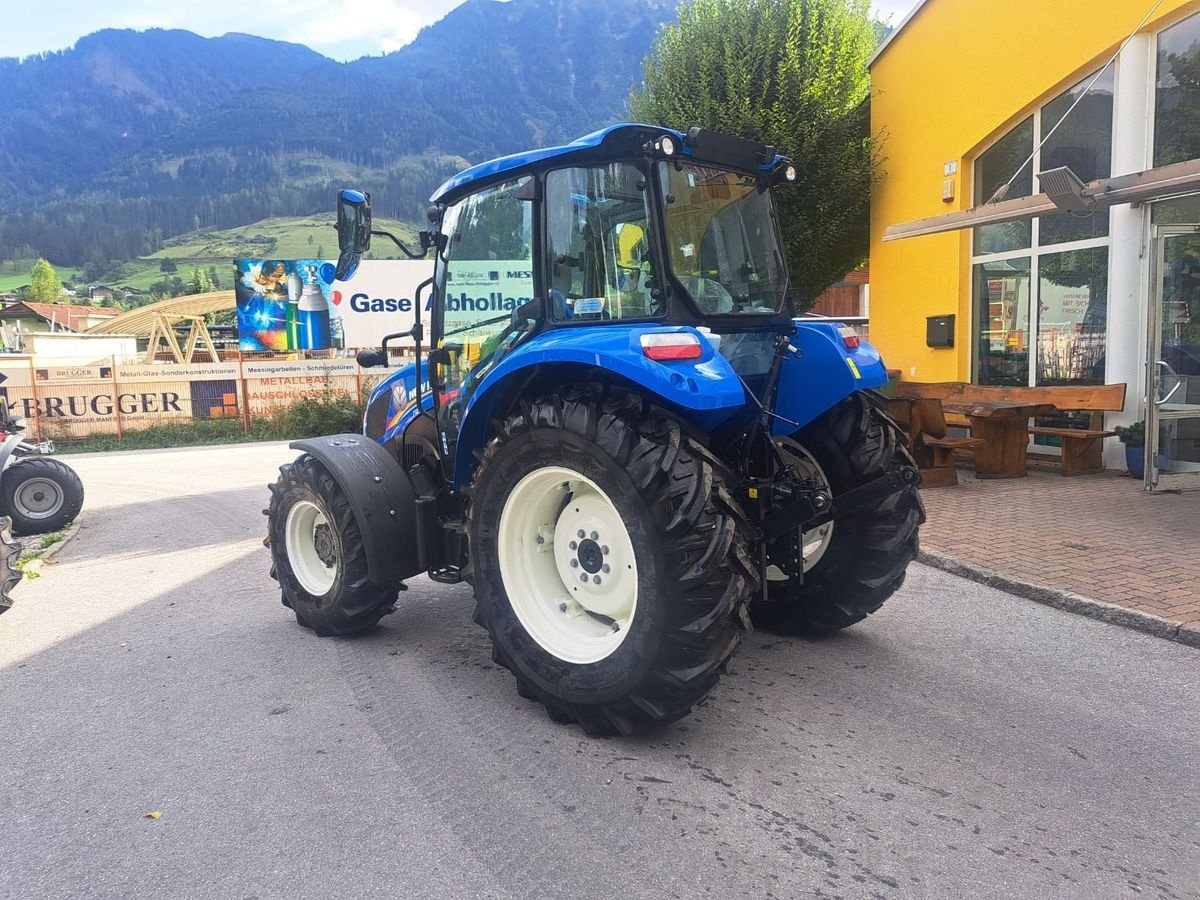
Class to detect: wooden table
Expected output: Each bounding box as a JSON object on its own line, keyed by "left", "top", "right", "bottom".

{"left": 941, "top": 400, "right": 1055, "bottom": 478}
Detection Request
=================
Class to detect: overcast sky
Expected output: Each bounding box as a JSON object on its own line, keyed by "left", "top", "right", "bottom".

{"left": 4, "top": 0, "right": 920, "bottom": 61}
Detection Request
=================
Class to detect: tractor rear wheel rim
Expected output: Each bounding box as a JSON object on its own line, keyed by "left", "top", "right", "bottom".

{"left": 285, "top": 499, "right": 337, "bottom": 596}
{"left": 13, "top": 476, "right": 64, "bottom": 520}
{"left": 774, "top": 437, "right": 835, "bottom": 575}
{"left": 498, "top": 465, "right": 638, "bottom": 665}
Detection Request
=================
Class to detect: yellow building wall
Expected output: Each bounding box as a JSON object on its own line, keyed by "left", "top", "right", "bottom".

{"left": 869, "top": 0, "right": 1200, "bottom": 383}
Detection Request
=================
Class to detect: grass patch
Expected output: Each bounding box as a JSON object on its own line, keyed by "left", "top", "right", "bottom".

{"left": 54, "top": 418, "right": 276, "bottom": 454}
{"left": 107, "top": 214, "right": 417, "bottom": 293}
{"left": 0, "top": 260, "right": 84, "bottom": 292}
{"left": 17, "top": 526, "right": 72, "bottom": 573}
{"left": 52, "top": 394, "right": 365, "bottom": 454}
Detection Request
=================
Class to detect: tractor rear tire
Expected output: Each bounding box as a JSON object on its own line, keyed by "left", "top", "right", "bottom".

{"left": 752, "top": 391, "right": 924, "bottom": 635}
{"left": 467, "top": 385, "right": 758, "bottom": 736}
{"left": 265, "top": 453, "right": 399, "bottom": 636}
{"left": 1, "top": 456, "right": 85, "bottom": 536}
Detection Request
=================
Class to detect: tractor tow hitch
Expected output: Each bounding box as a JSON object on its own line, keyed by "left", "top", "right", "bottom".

{"left": 754, "top": 465, "right": 919, "bottom": 544}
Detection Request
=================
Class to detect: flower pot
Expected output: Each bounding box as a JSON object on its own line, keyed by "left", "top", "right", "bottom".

{"left": 1125, "top": 445, "right": 1144, "bottom": 479}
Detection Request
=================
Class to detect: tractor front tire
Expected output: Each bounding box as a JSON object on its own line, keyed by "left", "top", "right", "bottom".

{"left": 1, "top": 456, "right": 85, "bottom": 536}
{"left": 753, "top": 391, "right": 925, "bottom": 635}
{"left": 467, "top": 385, "right": 757, "bottom": 736}
{"left": 265, "top": 453, "right": 399, "bottom": 636}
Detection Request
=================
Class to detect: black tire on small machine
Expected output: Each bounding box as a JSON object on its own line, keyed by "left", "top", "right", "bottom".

{"left": 752, "top": 391, "right": 925, "bottom": 636}
{"left": 0, "top": 456, "right": 85, "bottom": 536}
{"left": 265, "top": 453, "right": 400, "bottom": 636}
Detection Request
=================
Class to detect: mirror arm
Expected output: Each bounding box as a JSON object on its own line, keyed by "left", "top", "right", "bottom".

{"left": 411, "top": 277, "right": 435, "bottom": 424}
{"left": 370, "top": 229, "right": 431, "bottom": 260}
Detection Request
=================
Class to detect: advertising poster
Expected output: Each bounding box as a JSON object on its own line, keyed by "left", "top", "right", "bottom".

{"left": 235, "top": 259, "right": 344, "bottom": 352}
{"left": 234, "top": 257, "right": 537, "bottom": 352}
{"left": 331, "top": 260, "right": 432, "bottom": 349}
{"left": 442, "top": 260, "right": 535, "bottom": 337}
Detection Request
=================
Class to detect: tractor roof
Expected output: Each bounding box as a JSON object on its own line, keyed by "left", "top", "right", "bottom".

{"left": 430, "top": 123, "right": 788, "bottom": 206}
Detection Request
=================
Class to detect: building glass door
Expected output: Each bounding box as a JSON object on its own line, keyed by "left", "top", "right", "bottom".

{"left": 1147, "top": 225, "right": 1200, "bottom": 492}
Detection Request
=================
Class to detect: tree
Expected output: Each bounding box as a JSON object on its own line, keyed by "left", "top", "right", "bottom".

{"left": 159, "top": 258, "right": 177, "bottom": 273}
{"left": 29, "top": 258, "right": 63, "bottom": 302}
{"left": 190, "top": 267, "right": 214, "bottom": 294}
{"left": 629, "top": 0, "right": 878, "bottom": 307}
{"left": 84, "top": 251, "right": 109, "bottom": 283}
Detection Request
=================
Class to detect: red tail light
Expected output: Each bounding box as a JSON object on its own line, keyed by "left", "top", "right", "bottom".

{"left": 640, "top": 332, "right": 703, "bottom": 361}
{"left": 839, "top": 325, "right": 860, "bottom": 350}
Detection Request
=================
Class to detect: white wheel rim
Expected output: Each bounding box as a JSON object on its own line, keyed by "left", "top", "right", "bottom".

{"left": 285, "top": 499, "right": 337, "bottom": 596}
{"left": 498, "top": 466, "right": 638, "bottom": 665}
{"left": 773, "top": 438, "right": 835, "bottom": 576}
{"left": 13, "top": 477, "right": 64, "bottom": 519}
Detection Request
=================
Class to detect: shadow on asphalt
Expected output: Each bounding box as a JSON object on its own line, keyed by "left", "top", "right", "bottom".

{"left": 59, "top": 485, "right": 273, "bottom": 563}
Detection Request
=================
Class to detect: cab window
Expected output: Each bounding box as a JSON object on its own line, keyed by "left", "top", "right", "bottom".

{"left": 545, "top": 164, "right": 663, "bottom": 321}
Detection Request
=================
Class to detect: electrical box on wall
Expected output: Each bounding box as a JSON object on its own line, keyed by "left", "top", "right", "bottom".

{"left": 927, "top": 315, "right": 955, "bottom": 348}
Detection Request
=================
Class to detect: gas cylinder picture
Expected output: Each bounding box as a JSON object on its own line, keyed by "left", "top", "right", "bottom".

{"left": 297, "top": 266, "right": 332, "bottom": 349}
{"left": 286, "top": 271, "right": 302, "bottom": 350}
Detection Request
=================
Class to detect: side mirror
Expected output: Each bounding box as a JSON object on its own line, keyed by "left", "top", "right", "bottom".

{"left": 336, "top": 189, "right": 372, "bottom": 282}
{"left": 356, "top": 347, "right": 387, "bottom": 369}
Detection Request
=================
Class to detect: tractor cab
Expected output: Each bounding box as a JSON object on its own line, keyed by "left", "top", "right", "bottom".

{"left": 339, "top": 124, "right": 802, "bottom": 476}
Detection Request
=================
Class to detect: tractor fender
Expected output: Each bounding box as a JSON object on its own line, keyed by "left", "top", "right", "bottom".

{"left": 453, "top": 324, "right": 748, "bottom": 484}
{"left": 0, "top": 433, "right": 24, "bottom": 473}
{"left": 771, "top": 320, "right": 890, "bottom": 435}
{"left": 289, "top": 434, "right": 422, "bottom": 583}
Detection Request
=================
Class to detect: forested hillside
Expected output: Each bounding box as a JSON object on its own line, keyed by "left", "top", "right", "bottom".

{"left": 0, "top": 0, "right": 675, "bottom": 272}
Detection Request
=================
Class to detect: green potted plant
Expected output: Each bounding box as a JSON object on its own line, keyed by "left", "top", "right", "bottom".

{"left": 1113, "top": 422, "right": 1171, "bottom": 480}
{"left": 1114, "top": 421, "right": 1145, "bottom": 478}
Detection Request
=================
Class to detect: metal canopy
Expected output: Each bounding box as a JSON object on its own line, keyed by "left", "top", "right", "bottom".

{"left": 882, "top": 158, "right": 1200, "bottom": 242}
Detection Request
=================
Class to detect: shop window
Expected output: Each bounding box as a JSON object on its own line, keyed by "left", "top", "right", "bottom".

{"left": 971, "top": 69, "right": 1116, "bottom": 388}
{"left": 973, "top": 257, "right": 1031, "bottom": 386}
{"left": 973, "top": 117, "right": 1033, "bottom": 255}
{"left": 1039, "top": 68, "right": 1113, "bottom": 246}
{"left": 1155, "top": 12, "right": 1200, "bottom": 168}
{"left": 1151, "top": 194, "right": 1200, "bottom": 224}
{"left": 1036, "top": 247, "right": 1108, "bottom": 385}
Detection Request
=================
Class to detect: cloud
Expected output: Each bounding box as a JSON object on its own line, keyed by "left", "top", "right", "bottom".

{"left": 4, "top": 0, "right": 466, "bottom": 61}
{"left": 280, "top": 0, "right": 432, "bottom": 55}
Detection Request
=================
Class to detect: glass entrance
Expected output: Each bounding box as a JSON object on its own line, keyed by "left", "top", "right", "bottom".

{"left": 1147, "top": 225, "right": 1200, "bottom": 492}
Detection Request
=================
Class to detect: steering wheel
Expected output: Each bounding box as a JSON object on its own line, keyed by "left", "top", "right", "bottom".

{"left": 685, "top": 276, "right": 735, "bottom": 314}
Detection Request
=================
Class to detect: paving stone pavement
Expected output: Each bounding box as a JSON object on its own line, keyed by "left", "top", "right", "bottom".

{"left": 919, "top": 466, "right": 1200, "bottom": 632}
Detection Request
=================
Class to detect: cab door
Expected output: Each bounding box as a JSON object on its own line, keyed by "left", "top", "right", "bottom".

{"left": 430, "top": 177, "right": 537, "bottom": 477}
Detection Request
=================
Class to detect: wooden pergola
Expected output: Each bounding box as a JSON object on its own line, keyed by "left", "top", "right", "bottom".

{"left": 85, "top": 291, "right": 236, "bottom": 363}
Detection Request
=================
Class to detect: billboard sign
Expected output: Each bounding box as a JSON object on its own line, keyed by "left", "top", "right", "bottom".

{"left": 235, "top": 258, "right": 537, "bottom": 352}
{"left": 235, "top": 259, "right": 344, "bottom": 352}
{"left": 331, "top": 260, "right": 431, "bottom": 349}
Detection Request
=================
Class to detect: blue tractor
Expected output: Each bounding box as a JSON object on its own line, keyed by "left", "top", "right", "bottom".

{"left": 265, "top": 124, "right": 924, "bottom": 735}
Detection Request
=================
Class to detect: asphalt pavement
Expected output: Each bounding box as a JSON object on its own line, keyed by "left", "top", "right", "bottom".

{"left": 0, "top": 442, "right": 1196, "bottom": 899}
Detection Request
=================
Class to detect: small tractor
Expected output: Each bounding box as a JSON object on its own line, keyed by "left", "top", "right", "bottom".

{"left": 265, "top": 124, "right": 924, "bottom": 735}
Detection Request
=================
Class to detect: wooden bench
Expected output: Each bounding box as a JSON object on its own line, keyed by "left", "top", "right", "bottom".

{"left": 896, "top": 382, "right": 1127, "bottom": 477}
{"left": 887, "top": 397, "right": 984, "bottom": 487}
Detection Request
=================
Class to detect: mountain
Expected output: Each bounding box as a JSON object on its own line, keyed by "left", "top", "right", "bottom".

{"left": 0, "top": 29, "right": 332, "bottom": 197}
{"left": 0, "top": 0, "right": 676, "bottom": 271}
